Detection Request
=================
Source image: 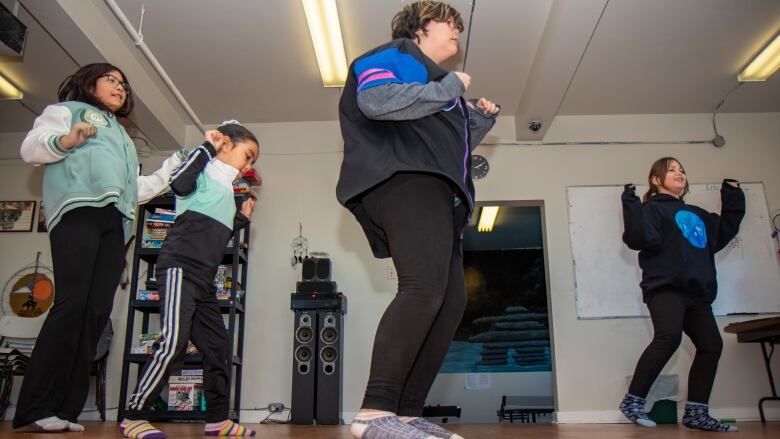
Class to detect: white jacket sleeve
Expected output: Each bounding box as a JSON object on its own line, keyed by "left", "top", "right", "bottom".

{"left": 20, "top": 105, "right": 73, "bottom": 164}
{"left": 137, "top": 149, "right": 188, "bottom": 204}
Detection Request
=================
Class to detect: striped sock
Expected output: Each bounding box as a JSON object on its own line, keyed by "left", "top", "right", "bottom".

{"left": 120, "top": 419, "right": 167, "bottom": 439}
{"left": 204, "top": 420, "right": 256, "bottom": 436}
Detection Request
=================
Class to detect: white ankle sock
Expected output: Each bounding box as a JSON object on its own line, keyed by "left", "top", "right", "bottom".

{"left": 32, "top": 416, "right": 69, "bottom": 431}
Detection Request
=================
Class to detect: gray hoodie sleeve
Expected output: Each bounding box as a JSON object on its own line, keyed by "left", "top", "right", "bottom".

{"left": 467, "top": 99, "right": 500, "bottom": 151}
{"left": 356, "top": 72, "right": 465, "bottom": 121}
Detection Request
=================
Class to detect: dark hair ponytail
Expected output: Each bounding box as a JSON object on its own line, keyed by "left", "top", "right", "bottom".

{"left": 216, "top": 122, "right": 259, "bottom": 146}
{"left": 58, "top": 63, "right": 134, "bottom": 117}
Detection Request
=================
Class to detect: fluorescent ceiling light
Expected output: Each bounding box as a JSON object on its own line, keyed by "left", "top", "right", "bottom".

{"left": 301, "top": 0, "right": 348, "bottom": 87}
{"left": 478, "top": 206, "right": 499, "bottom": 233}
{"left": 739, "top": 33, "right": 780, "bottom": 82}
{"left": 0, "top": 72, "right": 22, "bottom": 100}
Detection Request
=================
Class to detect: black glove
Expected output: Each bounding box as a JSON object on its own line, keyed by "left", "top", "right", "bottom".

{"left": 622, "top": 183, "right": 638, "bottom": 201}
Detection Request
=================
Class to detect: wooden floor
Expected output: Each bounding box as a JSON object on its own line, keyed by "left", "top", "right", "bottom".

{"left": 0, "top": 421, "right": 778, "bottom": 438}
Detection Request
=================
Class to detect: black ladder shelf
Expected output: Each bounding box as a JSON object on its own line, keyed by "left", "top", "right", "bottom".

{"left": 117, "top": 194, "right": 249, "bottom": 421}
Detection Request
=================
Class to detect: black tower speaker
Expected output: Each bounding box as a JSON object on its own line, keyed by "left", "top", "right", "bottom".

{"left": 302, "top": 257, "right": 331, "bottom": 281}
{"left": 291, "top": 310, "right": 317, "bottom": 424}
{"left": 315, "top": 310, "right": 344, "bottom": 424}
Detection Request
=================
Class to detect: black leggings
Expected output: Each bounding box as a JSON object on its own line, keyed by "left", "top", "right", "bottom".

{"left": 359, "top": 173, "right": 468, "bottom": 416}
{"left": 13, "top": 206, "right": 125, "bottom": 428}
{"left": 628, "top": 290, "right": 723, "bottom": 404}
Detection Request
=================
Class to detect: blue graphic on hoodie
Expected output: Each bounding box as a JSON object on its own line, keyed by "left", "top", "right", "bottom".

{"left": 675, "top": 210, "right": 707, "bottom": 249}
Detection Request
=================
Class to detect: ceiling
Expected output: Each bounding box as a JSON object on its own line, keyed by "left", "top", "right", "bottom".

{"left": 0, "top": 0, "right": 779, "bottom": 155}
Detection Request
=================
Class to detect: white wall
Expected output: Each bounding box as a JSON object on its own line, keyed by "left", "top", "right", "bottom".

{"left": 1, "top": 112, "right": 778, "bottom": 423}
{"left": 475, "top": 112, "right": 780, "bottom": 423}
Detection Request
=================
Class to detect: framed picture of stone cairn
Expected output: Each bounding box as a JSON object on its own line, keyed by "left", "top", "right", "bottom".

{"left": 0, "top": 201, "right": 36, "bottom": 232}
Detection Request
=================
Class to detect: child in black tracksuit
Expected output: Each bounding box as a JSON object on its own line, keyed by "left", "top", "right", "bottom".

{"left": 120, "top": 123, "right": 259, "bottom": 439}
{"left": 619, "top": 157, "right": 745, "bottom": 432}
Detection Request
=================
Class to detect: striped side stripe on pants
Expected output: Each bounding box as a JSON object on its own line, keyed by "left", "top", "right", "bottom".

{"left": 128, "top": 267, "right": 183, "bottom": 409}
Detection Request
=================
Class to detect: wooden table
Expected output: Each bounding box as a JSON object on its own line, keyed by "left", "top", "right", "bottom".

{"left": 724, "top": 316, "right": 780, "bottom": 422}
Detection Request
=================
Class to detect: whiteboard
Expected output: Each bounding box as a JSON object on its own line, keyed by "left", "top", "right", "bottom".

{"left": 568, "top": 183, "right": 780, "bottom": 319}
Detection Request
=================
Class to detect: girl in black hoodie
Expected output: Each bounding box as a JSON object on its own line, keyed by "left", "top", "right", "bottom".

{"left": 618, "top": 157, "right": 744, "bottom": 432}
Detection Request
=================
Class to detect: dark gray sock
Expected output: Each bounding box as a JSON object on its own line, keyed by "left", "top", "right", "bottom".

{"left": 351, "top": 415, "right": 435, "bottom": 439}
{"left": 406, "top": 418, "right": 462, "bottom": 439}
{"left": 619, "top": 393, "right": 656, "bottom": 427}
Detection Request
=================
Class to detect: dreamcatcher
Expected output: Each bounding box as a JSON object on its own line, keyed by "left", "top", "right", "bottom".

{"left": 291, "top": 222, "right": 309, "bottom": 268}
{"left": 2, "top": 252, "right": 55, "bottom": 318}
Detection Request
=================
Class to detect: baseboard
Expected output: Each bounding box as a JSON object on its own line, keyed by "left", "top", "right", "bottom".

{"left": 3, "top": 407, "right": 118, "bottom": 422}
{"left": 238, "top": 410, "right": 357, "bottom": 424}
{"left": 555, "top": 410, "right": 629, "bottom": 424}
{"left": 555, "top": 407, "right": 780, "bottom": 424}
{"left": 709, "top": 407, "right": 780, "bottom": 422}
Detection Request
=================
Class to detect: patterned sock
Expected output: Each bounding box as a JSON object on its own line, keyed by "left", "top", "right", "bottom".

{"left": 204, "top": 420, "right": 256, "bottom": 436}
{"left": 619, "top": 393, "right": 657, "bottom": 427}
{"left": 351, "top": 412, "right": 437, "bottom": 439}
{"left": 682, "top": 402, "right": 738, "bottom": 432}
{"left": 120, "top": 419, "right": 168, "bottom": 439}
{"left": 401, "top": 417, "right": 464, "bottom": 439}
{"left": 68, "top": 421, "right": 86, "bottom": 432}
{"left": 31, "top": 416, "right": 69, "bottom": 431}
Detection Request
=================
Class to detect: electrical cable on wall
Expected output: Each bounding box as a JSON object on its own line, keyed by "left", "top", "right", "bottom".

{"left": 135, "top": 3, "right": 145, "bottom": 45}
{"left": 460, "top": 0, "right": 476, "bottom": 72}
{"left": 710, "top": 81, "right": 743, "bottom": 147}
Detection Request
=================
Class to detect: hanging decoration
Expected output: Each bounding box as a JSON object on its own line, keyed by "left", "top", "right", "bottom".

{"left": 291, "top": 222, "right": 309, "bottom": 268}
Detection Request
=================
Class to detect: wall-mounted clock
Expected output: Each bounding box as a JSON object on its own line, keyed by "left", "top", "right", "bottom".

{"left": 471, "top": 154, "right": 489, "bottom": 180}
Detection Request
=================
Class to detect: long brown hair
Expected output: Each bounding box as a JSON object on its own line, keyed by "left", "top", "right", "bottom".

{"left": 57, "top": 63, "right": 134, "bottom": 117}
{"left": 643, "top": 157, "right": 689, "bottom": 202}
{"left": 391, "top": 1, "right": 464, "bottom": 42}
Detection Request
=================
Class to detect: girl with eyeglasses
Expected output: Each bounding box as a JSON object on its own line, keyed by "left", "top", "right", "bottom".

{"left": 14, "top": 63, "right": 186, "bottom": 432}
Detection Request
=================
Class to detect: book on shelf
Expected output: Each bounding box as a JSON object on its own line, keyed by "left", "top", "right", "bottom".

{"left": 142, "top": 208, "right": 176, "bottom": 248}
{"left": 140, "top": 331, "right": 162, "bottom": 342}
{"left": 168, "top": 369, "right": 204, "bottom": 411}
{"left": 168, "top": 382, "right": 202, "bottom": 411}
{"left": 137, "top": 290, "right": 160, "bottom": 300}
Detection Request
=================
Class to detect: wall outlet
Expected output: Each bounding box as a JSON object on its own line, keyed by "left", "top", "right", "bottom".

{"left": 268, "top": 402, "right": 285, "bottom": 413}
{"left": 387, "top": 265, "right": 397, "bottom": 279}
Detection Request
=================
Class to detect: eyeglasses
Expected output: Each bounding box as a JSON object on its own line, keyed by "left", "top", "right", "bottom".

{"left": 443, "top": 17, "right": 463, "bottom": 32}
{"left": 101, "top": 74, "right": 131, "bottom": 94}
